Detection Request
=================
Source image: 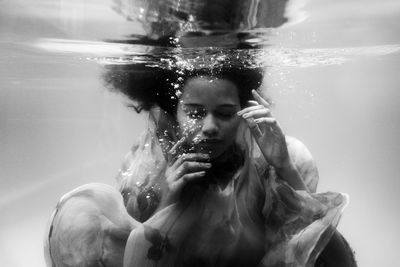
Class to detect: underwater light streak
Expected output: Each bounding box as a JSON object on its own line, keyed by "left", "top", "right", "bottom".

{"left": 35, "top": 38, "right": 400, "bottom": 68}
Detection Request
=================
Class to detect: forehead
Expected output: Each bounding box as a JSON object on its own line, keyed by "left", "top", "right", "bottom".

{"left": 180, "top": 76, "right": 240, "bottom": 105}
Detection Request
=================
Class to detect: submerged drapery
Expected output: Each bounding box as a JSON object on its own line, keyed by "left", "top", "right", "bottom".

{"left": 44, "top": 107, "right": 348, "bottom": 267}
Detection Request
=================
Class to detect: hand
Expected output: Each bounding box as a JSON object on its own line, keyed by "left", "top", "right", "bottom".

{"left": 238, "top": 90, "right": 290, "bottom": 169}
{"left": 161, "top": 137, "right": 211, "bottom": 207}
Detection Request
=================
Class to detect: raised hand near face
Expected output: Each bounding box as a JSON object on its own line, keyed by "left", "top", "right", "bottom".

{"left": 238, "top": 90, "right": 307, "bottom": 190}
{"left": 238, "top": 90, "right": 290, "bottom": 169}
{"left": 160, "top": 137, "right": 211, "bottom": 208}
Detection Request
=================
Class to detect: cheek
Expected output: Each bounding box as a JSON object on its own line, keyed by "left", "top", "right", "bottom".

{"left": 220, "top": 117, "right": 241, "bottom": 140}
{"left": 178, "top": 117, "right": 202, "bottom": 139}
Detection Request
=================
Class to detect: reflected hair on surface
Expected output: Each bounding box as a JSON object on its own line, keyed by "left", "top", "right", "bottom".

{"left": 103, "top": 64, "right": 264, "bottom": 116}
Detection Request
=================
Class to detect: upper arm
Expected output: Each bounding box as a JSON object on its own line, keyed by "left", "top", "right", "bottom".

{"left": 115, "top": 130, "right": 167, "bottom": 222}
{"left": 286, "top": 136, "right": 319, "bottom": 193}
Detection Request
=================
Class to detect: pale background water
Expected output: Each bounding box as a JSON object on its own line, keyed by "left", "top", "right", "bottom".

{"left": 1, "top": 0, "right": 399, "bottom": 266}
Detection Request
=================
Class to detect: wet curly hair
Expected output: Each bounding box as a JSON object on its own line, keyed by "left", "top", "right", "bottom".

{"left": 103, "top": 64, "right": 264, "bottom": 116}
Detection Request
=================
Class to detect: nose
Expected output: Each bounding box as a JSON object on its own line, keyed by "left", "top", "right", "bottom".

{"left": 202, "top": 114, "right": 219, "bottom": 137}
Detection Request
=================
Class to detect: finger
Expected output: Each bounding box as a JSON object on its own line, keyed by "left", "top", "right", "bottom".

{"left": 241, "top": 108, "right": 271, "bottom": 119}
{"left": 247, "top": 100, "right": 260, "bottom": 106}
{"left": 171, "top": 171, "right": 207, "bottom": 192}
{"left": 254, "top": 117, "right": 284, "bottom": 135}
{"left": 254, "top": 117, "right": 277, "bottom": 124}
{"left": 171, "top": 153, "right": 210, "bottom": 170}
{"left": 168, "top": 137, "right": 187, "bottom": 159}
{"left": 252, "top": 90, "right": 270, "bottom": 108}
{"left": 172, "top": 161, "right": 212, "bottom": 181}
{"left": 244, "top": 117, "right": 263, "bottom": 139}
{"left": 237, "top": 105, "right": 264, "bottom": 116}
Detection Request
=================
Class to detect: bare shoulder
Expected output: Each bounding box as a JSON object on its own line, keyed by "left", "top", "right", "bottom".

{"left": 285, "top": 136, "right": 314, "bottom": 161}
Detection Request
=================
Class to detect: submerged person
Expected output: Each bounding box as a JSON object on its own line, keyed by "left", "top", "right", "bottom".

{"left": 44, "top": 65, "right": 356, "bottom": 267}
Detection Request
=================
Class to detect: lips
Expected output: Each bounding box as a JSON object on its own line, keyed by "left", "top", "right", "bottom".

{"left": 193, "top": 139, "right": 224, "bottom": 156}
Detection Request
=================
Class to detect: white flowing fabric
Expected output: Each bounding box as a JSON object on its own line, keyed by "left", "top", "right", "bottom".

{"left": 44, "top": 107, "right": 349, "bottom": 267}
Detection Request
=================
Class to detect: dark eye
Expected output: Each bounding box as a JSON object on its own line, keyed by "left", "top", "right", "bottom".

{"left": 187, "top": 109, "right": 205, "bottom": 119}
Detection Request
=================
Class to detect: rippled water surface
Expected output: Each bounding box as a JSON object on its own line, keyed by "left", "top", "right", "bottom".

{"left": 1, "top": 0, "right": 400, "bottom": 266}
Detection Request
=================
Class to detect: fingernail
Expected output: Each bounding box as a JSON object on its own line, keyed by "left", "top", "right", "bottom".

{"left": 237, "top": 111, "right": 243, "bottom": 115}
{"left": 200, "top": 171, "right": 206, "bottom": 176}
{"left": 205, "top": 163, "right": 212, "bottom": 168}
{"left": 242, "top": 114, "right": 249, "bottom": 118}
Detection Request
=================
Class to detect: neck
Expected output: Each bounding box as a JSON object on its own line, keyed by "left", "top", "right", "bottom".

{"left": 208, "top": 143, "right": 244, "bottom": 188}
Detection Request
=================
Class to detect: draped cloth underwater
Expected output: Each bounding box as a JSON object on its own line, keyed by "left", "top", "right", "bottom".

{"left": 44, "top": 107, "right": 348, "bottom": 267}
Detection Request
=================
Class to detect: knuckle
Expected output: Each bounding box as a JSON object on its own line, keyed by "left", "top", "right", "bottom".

{"left": 182, "top": 162, "right": 189, "bottom": 169}
{"left": 180, "top": 153, "right": 187, "bottom": 161}
{"left": 177, "top": 168, "right": 184, "bottom": 176}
